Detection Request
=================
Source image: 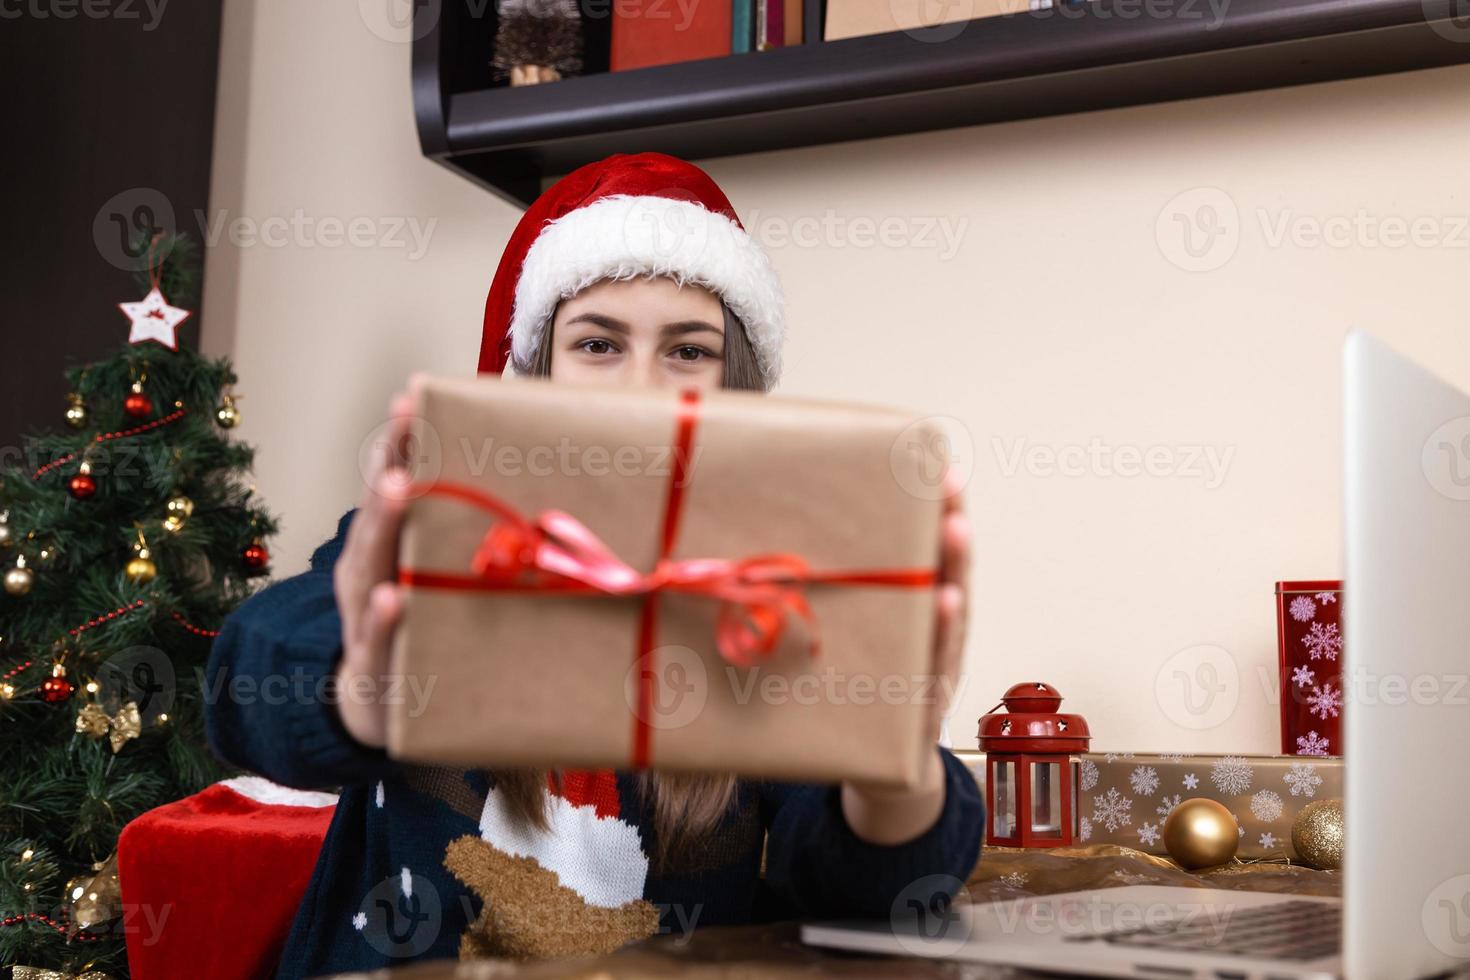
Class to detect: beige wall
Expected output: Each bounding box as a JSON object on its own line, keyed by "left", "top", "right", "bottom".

{"left": 203, "top": 0, "right": 1470, "bottom": 757}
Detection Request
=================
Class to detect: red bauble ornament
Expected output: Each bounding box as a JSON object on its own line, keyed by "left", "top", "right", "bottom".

{"left": 124, "top": 391, "right": 154, "bottom": 418}
{"left": 41, "top": 675, "right": 75, "bottom": 703}
{"left": 68, "top": 472, "right": 97, "bottom": 500}
{"left": 242, "top": 542, "right": 270, "bottom": 571}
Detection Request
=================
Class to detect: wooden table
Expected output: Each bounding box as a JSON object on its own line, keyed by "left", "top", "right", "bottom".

{"left": 326, "top": 845, "right": 1340, "bottom": 979}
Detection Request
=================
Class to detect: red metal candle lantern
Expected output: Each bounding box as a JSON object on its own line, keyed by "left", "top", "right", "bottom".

{"left": 977, "top": 682, "right": 1090, "bottom": 848}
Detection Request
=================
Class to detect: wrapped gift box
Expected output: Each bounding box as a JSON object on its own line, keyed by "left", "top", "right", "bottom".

{"left": 953, "top": 750, "right": 1342, "bottom": 862}
{"left": 1079, "top": 753, "right": 1341, "bottom": 861}
{"left": 387, "top": 377, "right": 947, "bottom": 788}
{"left": 1276, "top": 580, "right": 1344, "bottom": 756}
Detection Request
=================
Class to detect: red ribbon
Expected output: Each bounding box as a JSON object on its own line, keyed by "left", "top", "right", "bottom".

{"left": 397, "top": 388, "right": 935, "bottom": 768}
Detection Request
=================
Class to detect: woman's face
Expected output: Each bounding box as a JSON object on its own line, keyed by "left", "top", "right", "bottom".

{"left": 548, "top": 277, "right": 726, "bottom": 390}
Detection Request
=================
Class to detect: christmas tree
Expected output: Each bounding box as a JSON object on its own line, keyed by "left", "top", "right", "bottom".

{"left": 0, "top": 233, "right": 277, "bottom": 977}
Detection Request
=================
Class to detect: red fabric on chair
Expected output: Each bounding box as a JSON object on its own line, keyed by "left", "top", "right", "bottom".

{"left": 117, "top": 777, "right": 337, "bottom": 980}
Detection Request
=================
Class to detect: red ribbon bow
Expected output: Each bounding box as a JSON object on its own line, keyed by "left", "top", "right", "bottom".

{"left": 416, "top": 480, "right": 819, "bottom": 668}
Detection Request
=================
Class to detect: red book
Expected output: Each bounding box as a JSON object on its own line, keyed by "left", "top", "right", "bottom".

{"left": 611, "top": 0, "right": 734, "bottom": 71}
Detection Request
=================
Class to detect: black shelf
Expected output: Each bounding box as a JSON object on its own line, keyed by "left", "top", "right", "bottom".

{"left": 413, "top": 0, "right": 1470, "bottom": 207}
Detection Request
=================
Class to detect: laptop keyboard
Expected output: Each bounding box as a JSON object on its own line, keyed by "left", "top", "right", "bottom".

{"left": 1065, "top": 899, "right": 1340, "bottom": 961}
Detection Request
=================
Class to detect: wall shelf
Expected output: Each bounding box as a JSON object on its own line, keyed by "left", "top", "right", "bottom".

{"left": 413, "top": 0, "right": 1470, "bottom": 207}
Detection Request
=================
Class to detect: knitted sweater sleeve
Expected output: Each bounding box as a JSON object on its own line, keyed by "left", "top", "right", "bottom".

{"left": 758, "top": 746, "right": 984, "bottom": 919}
{"left": 203, "top": 508, "right": 399, "bottom": 790}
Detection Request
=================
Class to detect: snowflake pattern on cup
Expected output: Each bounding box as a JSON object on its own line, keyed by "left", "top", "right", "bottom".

{"left": 1302, "top": 622, "right": 1342, "bottom": 661}
{"left": 1295, "top": 731, "right": 1330, "bottom": 756}
{"left": 1307, "top": 683, "right": 1342, "bottom": 720}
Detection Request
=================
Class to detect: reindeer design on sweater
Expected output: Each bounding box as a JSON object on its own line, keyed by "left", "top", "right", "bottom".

{"left": 443, "top": 769, "right": 661, "bottom": 959}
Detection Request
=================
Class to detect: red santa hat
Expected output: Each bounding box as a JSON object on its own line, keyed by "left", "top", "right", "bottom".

{"left": 479, "top": 152, "right": 785, "bottom": 386}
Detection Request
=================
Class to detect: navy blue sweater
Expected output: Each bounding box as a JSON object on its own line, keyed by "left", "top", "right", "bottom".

{"left": 204, "top": 508, "right": 984, "bottom": 978}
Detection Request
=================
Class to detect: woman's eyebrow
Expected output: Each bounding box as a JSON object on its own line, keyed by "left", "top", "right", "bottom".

{"left": 662, "top": 321, "right": 723, "bottom": 338}
{"left": 564, "top": 312, "right": 630, "bottom": 334}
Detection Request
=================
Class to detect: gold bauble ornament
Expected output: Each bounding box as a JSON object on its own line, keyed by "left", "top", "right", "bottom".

{"left": 1162, "top": 797, "right": 1240, "bottom": 869}
{"left": 125, "top": 556, "right": 157, "bottom": 585}
{"left": 215, "top": 393, "right": 240, "bottom": 428}
{"left": 1291, "top": 798, "right": 1344, "bottom": 871}
{"left": 68, "top": 851, "right": 122, "bottom": 931}
{"left": 12, "top": 967, "right": 115, "bottom": 980}
{"left": 0, "top": 509, "right": 11, "bottom": 548}
{"left": 4, "top": 556, "right": 34, "bottom": 596}
{"left": 65, "top": 391, "right": 88, "bottom": 429}
{"left": 126, "top": 526, "right": 157, "bottom": 584}
{"left": 162, "top": 494, "right": 194, "bottom": 534}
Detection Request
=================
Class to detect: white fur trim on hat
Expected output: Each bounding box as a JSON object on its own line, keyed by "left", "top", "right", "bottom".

{"left": 508, "top": 194, "right": 785, "bottom": 383}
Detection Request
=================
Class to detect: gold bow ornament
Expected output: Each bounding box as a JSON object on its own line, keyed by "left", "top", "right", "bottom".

{"left": 75, "top": 701, "right": 141, "bottom": 753}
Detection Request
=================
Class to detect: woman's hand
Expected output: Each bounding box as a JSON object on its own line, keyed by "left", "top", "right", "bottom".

{"left": 840, "top": 471, "right": 970, "bottom": 845}
{"left": 332, "top": 391, "right": 417, "bottom": 749}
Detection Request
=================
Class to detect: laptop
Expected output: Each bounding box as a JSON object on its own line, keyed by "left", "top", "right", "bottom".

{"left": 802, "top": 331, "right": 1470, "bottom": 979}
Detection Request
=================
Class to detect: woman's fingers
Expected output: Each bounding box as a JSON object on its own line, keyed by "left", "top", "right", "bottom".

{"left": 932, "top": 470, "right": 971, "bottom": 740}
{"left": 938, "top": 470, "right": 970, "bottom": 589}
{"left": 930, "top": 583, "right": 966, "bottom": 736}
{"left": 340, "top": 582, "right": 403, "bottom": 747}
{"left": 339, "top": 391, "right": 417, "bottom": 652}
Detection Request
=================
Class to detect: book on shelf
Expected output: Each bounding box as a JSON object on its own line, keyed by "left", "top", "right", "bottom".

{"left": 610, "top": 0, "right": 736, "bottom": 71}
{"left": 825, "top": 0, "right": 1049, "bottom": 41}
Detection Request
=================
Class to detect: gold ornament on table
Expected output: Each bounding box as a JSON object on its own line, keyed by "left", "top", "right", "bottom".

{"left": 162, "top": 494, "right": 194, "bottom": 534}
{"left": 1291, "top": 798, "right": 1344, "bottom": 871}
{"left": 5, "top": 553, "right": 35, "bottom": 596}
{"left": 75, "top": 700, "right": 142, "bottom": 753}
{"left": 215, "top": 391, "right": 241, "bottom": 428}
{"left": 1162, "top": 797, "right": 1240, "bottom": 870}
{"left": 125, "top": 526, "right": 157, "bottom": 585}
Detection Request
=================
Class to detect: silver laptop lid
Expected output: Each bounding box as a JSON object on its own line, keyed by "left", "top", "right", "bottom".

{"left": 1343, "top": 331, "right": 1470, "bottom": 979}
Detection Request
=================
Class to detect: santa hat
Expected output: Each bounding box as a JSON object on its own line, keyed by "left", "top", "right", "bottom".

{"left": 479, "top": 152, "right": 785, "bottom": 386}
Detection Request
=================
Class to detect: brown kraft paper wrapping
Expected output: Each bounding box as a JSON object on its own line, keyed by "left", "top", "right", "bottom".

{"left": 385, "top": 376, "right": 945, "bottom": 788}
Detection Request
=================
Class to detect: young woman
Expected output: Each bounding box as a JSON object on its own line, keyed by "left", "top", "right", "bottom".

{"left": 205, "top": 152, "right": 984, "bottom": 978}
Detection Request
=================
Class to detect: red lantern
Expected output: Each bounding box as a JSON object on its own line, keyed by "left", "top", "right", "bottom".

{"left": 977, "top": 682, "right": 1090, "bottom": 848}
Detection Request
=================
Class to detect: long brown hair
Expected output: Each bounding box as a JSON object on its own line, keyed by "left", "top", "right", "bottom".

{"left": 498, "top": 291, "right": 766, "bottom": 864}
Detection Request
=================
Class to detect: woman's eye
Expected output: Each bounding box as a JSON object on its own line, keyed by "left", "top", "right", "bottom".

{"left": 578, "top": 339, "right": 616, "bottom": 355}
{"left": 672, "top": 346, "right": 715, "bottom": 362}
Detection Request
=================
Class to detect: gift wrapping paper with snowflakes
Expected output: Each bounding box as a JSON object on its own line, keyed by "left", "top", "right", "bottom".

{"left": 951, "top": 751, "right": 1342, "bottom": 863}
{"left": 1080, "top": 753, "right": 1341, "bottom": 861}
{"left": 1276, "top": 581, "right": 1343, "bottom": 757}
